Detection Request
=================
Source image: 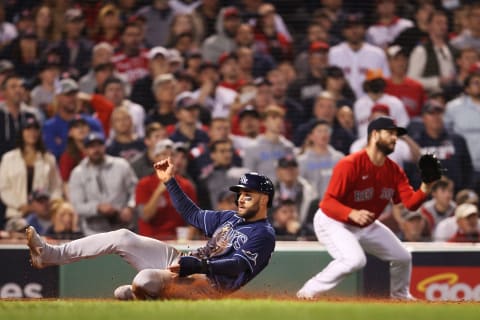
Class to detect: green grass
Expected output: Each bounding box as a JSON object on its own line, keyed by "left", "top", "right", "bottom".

{"left": 1, "top": 299, "right": 479, "bottom": 320}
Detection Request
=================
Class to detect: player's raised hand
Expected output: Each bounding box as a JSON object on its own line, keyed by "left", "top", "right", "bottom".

{"left": 154, "top": 156, "right": 175, "bottom": 183}
{"left": 348, "top": 209, "right": 375, "bottom": 226}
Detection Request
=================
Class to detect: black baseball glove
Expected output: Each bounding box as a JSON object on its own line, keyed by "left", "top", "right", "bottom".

{"left": 418, "top": 153, "right": 444, "bottom": 183}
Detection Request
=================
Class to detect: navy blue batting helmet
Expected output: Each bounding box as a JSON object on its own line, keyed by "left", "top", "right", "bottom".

{"left": 229, "top": 172, "right": 275, "bottom": 207}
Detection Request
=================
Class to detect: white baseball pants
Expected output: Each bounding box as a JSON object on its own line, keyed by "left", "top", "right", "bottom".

{"left": 39, "top": 228, "right": 181, "bottom": 270}
{"left": 297, "top": 209, "right": 412, "bottom": 299}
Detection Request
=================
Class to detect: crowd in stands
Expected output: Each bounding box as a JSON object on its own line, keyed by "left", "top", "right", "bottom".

{"left": 0, "top": 0, "right": 479, "bottom": 243}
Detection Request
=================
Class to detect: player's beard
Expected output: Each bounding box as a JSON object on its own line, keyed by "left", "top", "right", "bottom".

{"left": 376, "top": 139, "right": 395, "bottom": 156}
{"left": 239, "top": 203, "right": 260, "bottom": 220}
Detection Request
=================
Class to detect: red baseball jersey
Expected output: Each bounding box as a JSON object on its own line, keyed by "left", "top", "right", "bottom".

{"left": 112, "top": 49, "right": 149, "bottom": 85}
{"left": 136, "top": 174, "right": 197, "bottom": 239}
{"left": 320, "top": 149, "right": 426, "bottom": 227}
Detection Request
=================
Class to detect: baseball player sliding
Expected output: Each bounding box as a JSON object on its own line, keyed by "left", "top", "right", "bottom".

{"left": 26, "top": 158, "right": 276, "bottom": 300}
{"left": 297, "top": 116, "right": 442, "bottom": 300}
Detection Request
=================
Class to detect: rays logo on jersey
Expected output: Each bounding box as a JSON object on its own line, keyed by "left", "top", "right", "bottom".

{"left": 193, "top": 222, "right": 248, "bottom": 259}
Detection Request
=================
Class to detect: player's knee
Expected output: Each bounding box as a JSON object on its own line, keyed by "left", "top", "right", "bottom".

{"left": 112, "top": 228, "right": 136, "bottom": 250}
{"left": 132, "top": 269, "right": 171, "bottom": 300}
{"left": 392, "top": 249, "right": 411, "bottom": 265}
{"left": 342, "top": 254, "right": 367, "bottom": 273}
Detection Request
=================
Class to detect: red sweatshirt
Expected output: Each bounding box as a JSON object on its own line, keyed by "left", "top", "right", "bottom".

{"left": 320, "top": 150, "right": 426, "bottom": 227}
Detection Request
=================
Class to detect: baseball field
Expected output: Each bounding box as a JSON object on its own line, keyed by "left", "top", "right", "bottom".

{"left": 1, "top": 298, "right": 479, "bottom": 320}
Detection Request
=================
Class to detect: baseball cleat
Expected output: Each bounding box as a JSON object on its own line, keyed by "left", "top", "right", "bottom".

{"left": 26, "top": 226, "right": 45, "bottom": 269}
{"left": 114, "top": 285, "right": 135, "bottom": 300}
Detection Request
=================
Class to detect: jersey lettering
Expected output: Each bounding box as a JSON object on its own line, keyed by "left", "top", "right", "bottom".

{"left": 354, "top": 187, "right": 374, "bottom": 202}
{"left": 380, "top": 188, "right": 394, "bottom": 200}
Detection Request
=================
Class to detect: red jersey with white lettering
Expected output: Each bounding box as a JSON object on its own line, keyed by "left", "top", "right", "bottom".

{"left": 112, "top": 49, "right": 149, "bottom": 85}
{"left": 320, "top": 149, "right": 426, "bottom": 227}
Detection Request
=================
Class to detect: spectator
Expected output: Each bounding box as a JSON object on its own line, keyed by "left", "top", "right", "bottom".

{"left": 294, "top": 91, "right": 355, "bottom": 155}
{"left": 59, "top": 116, "right": 90, "bottom": 184}
{"left": 450, "top": 4, "right": 480, "bottom": 51}
{"left": 93, "top": 4, "right": 122, "bottom": 49}
{"left": 131, "top": 46, "right": 171, "bottom": 113}
{"left": 297, "top": 120, "right": 343, "bottom": 200}
{"left": 78, "top": 42, "right": 115, "bottom": 94}
{"left": 145, "top": 73, "right": 179, "bottom": 127}
{"left": 198, "top": 139, "right": 248, "bottom": 209}
{"left": 111, "top": 21, "right": 149, "bottom": 86}
{"left": 328, "top": 12, "right": 390, "bottom": 99}
{"left": 191, "top": 0, "right": 220, "bottom": 40}
{"left": 231, "top": 105, "right": 262, "bottom": 152}
{"left": 56, "top": 8, "right": 92, "bottom": 78}
{"left": 455, "top": 189, "right": 479, "bottom": 206}
{"left": 273, "top": 155, "right": 317, "bottom": 229}
{"left": 24, "top": 189, "right": 52, "bottom": 236}
{"left": 32, "top": 4, "right": 58, "bottom": 48}
{"left": 190, "top": 117, "right": 243, "bottom": 179}
{"left": 354, "top": 69, "right": 409, "bottom": 138}
{"left": 235, "top": 46, "right": 255, "bottom": 84}
{"left": 445, "top": 69, "right": 480, "bottom": 190}
{"left": 385, "top": 45, "right": 426, "bottom": 119}
{"left": 234, "top": 23, "right": 275, "bottom": 78}
{"left": 68, "top": 132, "right": 137, "bottom": 235}
{"left": 89, "top": 62, "right": 117, "bottom": 95}
{"left": 0, "top": 31, "right": 41, "bottom": 83}
{"left": 410, "top": 101, "right": 473, "bottom": 192}
{"left": 45, "top": 199, "right": 83, "bottom": 240}
{"left": 131, "top": 122, "right": 168, "bottom": 179}
{"left": 135, "top": 139, "right": 197, "bottom": 240}
{"left": 0, "top": 74, "right": 37, "bottom": 158}
{"left": 397, "top": 208, "right": 431, "bottom": 242}
{"left": 336, "top": 105, "right": 356, "bottom": 136}
{"left": 217, "top": 52, "right": 245, "bottom": 92}
{"left": 320, "top": 66, "right": 356, "bottom": 108}
{"left": 294, "top": 23, "right": 329, "bottom": 76}
{"left": 270, "top": 199, "right": 303, "bottom": 241}
{"left": 252, "top": 3, "right": 293, "bottom": 63}
{"left": 166, "top": 13, "right": 203, "bottom": 50}
{"left": 267, "top": 68, "right": 304, "bottom": 134}
{"left": 0, "top": 117, "right": 62, "bottom": 224}
{"left": 434, "top": 203, "right": 480, "bottom": 242}
{"left": 169, "top": 92, "right": 210, "bottom": 152}
{"left": 30, "top": 62, "right": 61, "bottom": 120}
{"left": 392, "top": 2, "right": 433, "bottom": 56}
{"left": 366, "top": 0, "right": 413, "bottom": 49}
{"left": 136, "top": 0, "right": 175, "bottom": 47}
{"left": 201, "top": 6, "right": 241, "bottom": 63}
{"left": 170, "top": 141, "right": 193, "bottom": 183}
{"left": 243, "top": 105, "right": 295, "bottom": 184}
{"left": 420, "top": 178, "right": 456, "bottom": 234}
{"left": 192, "top": 60, "right": 237, "bottom": 120}
{"left": 101, "top": 77, "right": 146, "bottom": 139}
{"left": 106, "top": 107, "right": 145, "bottom": 163}
{"left": 443, "top": 48, "right": 480, "bottom": 102}
{"left": 288, "top": 41, "right": 329, "bottom": 114}
{"left": 407, "top": 10, "right": 457, "bottom": 94}
{"left": 166, "top": 48, "right": 184, "bottom": 74}
{"left": 42, "top": 78, "right": 103, "bottom": 159}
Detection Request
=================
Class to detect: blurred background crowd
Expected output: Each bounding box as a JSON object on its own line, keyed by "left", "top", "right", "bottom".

{"left": 0, "top": 0, "right": 479, "bottom": 243}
